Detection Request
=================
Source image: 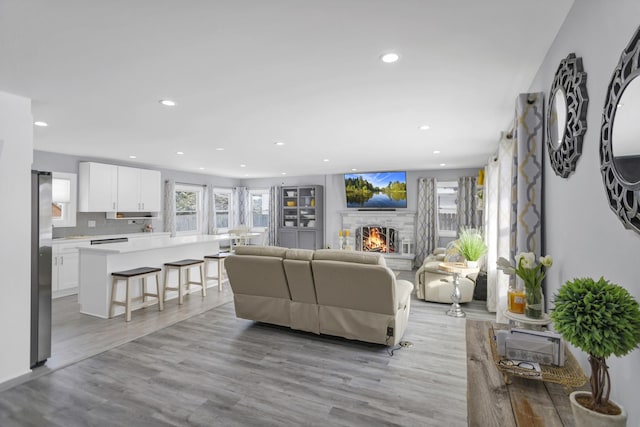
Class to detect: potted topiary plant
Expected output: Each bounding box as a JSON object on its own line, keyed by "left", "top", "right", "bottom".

{"left": 454, "top": 227, "right": 487, "bottom": 268}
{"left": 550, "top": 277, "right": 640, "bottom": 427}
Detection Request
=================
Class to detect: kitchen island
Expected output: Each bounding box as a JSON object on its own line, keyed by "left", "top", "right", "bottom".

{"left": 78, "top": 235, "right": 226, "bottom": 318}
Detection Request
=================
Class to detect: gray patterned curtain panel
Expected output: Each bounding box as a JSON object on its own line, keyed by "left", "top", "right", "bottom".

{"left": 415, "top": 177, "right": 438, "bottom": 267}
{"left": 457, "top": 176, "right": 477, "bottom": 229}
{"left": 163, "top": 179, "right": 176, "bottom": 237}
{"left": 268, "top": 186, "right": 278, "bottom": 246}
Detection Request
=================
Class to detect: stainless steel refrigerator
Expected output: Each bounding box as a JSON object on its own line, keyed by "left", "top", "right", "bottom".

{"left": 31, "top": 170, "right": 52, "bottom": 368}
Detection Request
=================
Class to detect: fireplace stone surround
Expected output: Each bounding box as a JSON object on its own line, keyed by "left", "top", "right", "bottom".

{"left": 339, "top": 211, "right": 416, "bottom": 270}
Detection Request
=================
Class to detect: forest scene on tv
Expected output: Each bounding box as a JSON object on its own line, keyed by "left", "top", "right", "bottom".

{"left": 345, "top": 172, "right": 407, "bottom": 208}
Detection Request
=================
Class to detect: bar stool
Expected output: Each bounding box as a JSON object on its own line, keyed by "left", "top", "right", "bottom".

{"left": 163, "top": 259, "right": 205, "bottom": 304}
{"left": 204, "top": 252, "right": 232, "bottom": 292}
{"left": 110, "top": 267, "right": 163, "bottom": 322}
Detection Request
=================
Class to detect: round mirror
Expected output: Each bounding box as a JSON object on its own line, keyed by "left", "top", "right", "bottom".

{"left": 600, "top": 25, "right": 640, "bottom": 233}
{"left": 546, "top": 53, "right": 588, "bottom": 178}
{"left": 549, "top": 88, "right": 568, "bottom": 148}
{"left": 612, "top": 76, "right": 640, "bottom": 184}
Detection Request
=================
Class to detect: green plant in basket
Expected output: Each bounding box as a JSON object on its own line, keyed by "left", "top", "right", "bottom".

{"left": 551, "top": 277, "right": 640, "bottom": 416}
{"left": 454, "top": 227, "right": 487, "bottom": 262}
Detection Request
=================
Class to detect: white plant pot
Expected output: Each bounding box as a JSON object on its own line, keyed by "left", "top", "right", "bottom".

{"left": 570, "top": 391, "right": 627, "bottom": 427}
{"left": 465, "top": 260, "right": 478, "bottom": 269}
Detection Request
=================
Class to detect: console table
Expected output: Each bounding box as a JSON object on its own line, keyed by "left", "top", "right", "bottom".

{"left": 466, "top": 320, "right": 588, "bottom": 426}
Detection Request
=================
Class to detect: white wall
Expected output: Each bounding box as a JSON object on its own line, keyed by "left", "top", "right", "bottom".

{"left": 0, "top": 92, "right": 33, "bottom": 383}
{"left": 529, "top": 0, "right": 640, "bottom": 423}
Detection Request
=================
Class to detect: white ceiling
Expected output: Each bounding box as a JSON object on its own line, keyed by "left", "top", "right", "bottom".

{"left": 0, "top": 0, "right": 574, "bottom": 178}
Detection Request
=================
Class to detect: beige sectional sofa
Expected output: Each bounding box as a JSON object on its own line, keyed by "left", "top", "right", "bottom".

{"left": 224, "top": 246, "right": 414, "bottom": 346}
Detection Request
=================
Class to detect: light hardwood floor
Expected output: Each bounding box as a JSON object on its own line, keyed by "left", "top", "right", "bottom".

{"left": 0, "top": 271, "right": 494, "bottom": 426}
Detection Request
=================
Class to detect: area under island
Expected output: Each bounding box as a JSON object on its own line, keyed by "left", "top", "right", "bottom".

{"left": 78, "top": 235, "right": 229, "bottom": 318}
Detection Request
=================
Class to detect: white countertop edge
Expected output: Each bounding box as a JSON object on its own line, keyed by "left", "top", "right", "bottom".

{"left": 53, "top": 232, "right": 171, "bottom": 244}
{"left": 77, "top": 234, "right": 232, "bottom": 254}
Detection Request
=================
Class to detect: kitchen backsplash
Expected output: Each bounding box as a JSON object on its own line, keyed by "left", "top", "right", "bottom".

{"left": 52, "top": 212, "right": 156, "bottom": 239}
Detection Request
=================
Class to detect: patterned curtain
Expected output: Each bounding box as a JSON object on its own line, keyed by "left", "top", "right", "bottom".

{"left": 457, "top": 176, "right": 477, "bottom": 229}
{"left": 486, "top": 93, "right": 544, "bottom": 322}
{"left": 415, "top": 177, "right": 438, "bottom": 267}
{"left": 233, "top": 186, "right": 249, "bottom": 226}
{"left": 267, "top": 186, "right": 278, "bottom": 246}
{"left": 163, "top": 179, "right": 176, "bottom": 237}
{"left": 512, "top": 92, "right": 544, "bottom": 307}
{"left": 205, "top": 184, "right": 215, "bottom": 234}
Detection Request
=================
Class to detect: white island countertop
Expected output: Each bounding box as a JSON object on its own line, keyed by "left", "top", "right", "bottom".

{"left": 78, "top": 234, "right": 229, "bottom": 254}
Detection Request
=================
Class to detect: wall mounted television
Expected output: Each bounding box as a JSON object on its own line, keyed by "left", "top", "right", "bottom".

{"left": 344, "top": 171, "right": 407, "bottom": 209}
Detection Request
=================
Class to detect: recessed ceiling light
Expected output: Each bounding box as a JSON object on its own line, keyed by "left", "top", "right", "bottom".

{"left": 380, "top": 52, "right": 399, "bottom": 63}
{"left": 215, "top": 147, "right": 225, "bottom": 151}
{"left": 281, "top": 172, "right": 287, "bottom": 175}
{"left": 240, "top": 164, "right": 246, "bottom": 168}
{"left": 34, "top": 121, "right": 48, "bottom": 127}
{"left": 351, "top": 168, "right": 358, "bottom": 171}
{"left": 199, "top": 167, "right": 205, "bottom": 170}
{"left": 176, "top": 151, "right": 184, "bottom": 155}
{"left": 419, "top": 125, "right": 430, "bottom": 130}
{"left": 159, "top": 99, "right": 176, "bottom": 107}
{"left": 274, "top": 141, "right": 285, "bottom": 146}
{"left": 323, "top": 159, "right": 330, "bottom": 162}
{"left": 244, "top": 174, "right": 249, "bottom": 177}
{"left": 440, "top": 163, "right": 446, "bottom": 167}
{"left": 433, "top": 150, "right": 441, "bottom": 154}
{"left": 129, "top": 155, "right": 137, "bottom": 159}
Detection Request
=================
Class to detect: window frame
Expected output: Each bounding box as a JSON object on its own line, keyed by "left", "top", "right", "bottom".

{"left": 437, "top": 180, "right": 458, "bottom": 237}
{"left": 248, "top": 188, "right": 270, "bottom": 228}
{"left": 52, "top": 172, "right": 77, "bottom": 228}
{"left": 213, "top": 188, "right": 233, "bottom": 232}
{"left": 175, "top": 183, "right": 204, "bottom": 235}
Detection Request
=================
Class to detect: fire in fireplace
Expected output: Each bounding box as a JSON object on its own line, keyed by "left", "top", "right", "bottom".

{"left": 358, "top": 226, "right": 397, "bottom": 253}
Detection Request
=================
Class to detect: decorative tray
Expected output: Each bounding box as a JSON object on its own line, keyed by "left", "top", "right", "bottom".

{"left": 489, "top": 326, "right": 587, "bottom": 387}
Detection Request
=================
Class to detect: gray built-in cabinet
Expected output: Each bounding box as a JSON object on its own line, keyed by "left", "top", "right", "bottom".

{"left": 278, "top": 185, "right": 323, "bottom": 250}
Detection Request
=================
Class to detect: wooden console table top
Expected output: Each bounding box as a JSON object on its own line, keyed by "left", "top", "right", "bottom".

{"left": 466, "top": 320, "right": 589, "bottom": 427}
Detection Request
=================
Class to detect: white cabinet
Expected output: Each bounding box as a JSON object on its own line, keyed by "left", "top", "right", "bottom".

{"left": 117, "top": 166, "right": 161, "bottom": 212}
{"left": 79, "top": 162, "right": 161, "bottom": 213}
{"left": 52, "top": 242, "right": 86, "bottom": 298}
{"left": 78, "top": 162, "right": 118, "bottom": 212}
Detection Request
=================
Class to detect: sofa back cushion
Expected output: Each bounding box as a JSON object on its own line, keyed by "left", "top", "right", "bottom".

{"left": 234, "top": 245, "right": 288, "bottom": 258}
{"left": 312, "top": 257, "right": 397, "bottom": 315}
{"left": 225, "top": 252, "right": 290, "bottom": 299}
{"left": 283, "top": 249, "right": 317, "bottom": 303}
{"left": 313, "top": 249, "right": 387, "bottom": 266}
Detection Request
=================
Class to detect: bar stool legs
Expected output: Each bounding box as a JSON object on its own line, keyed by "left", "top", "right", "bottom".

{"left": 110, "top": 267, "right": 163, "bottom": 322}
{"left": 204, "top": 252, "right": 232, "bottom": 292}
{"left": 163, "top": 259, "right": 205, "bottom": 305}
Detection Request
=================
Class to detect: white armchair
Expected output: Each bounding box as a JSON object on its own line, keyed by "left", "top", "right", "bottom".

{"left": 415, "top": 247, "right": 475, "bottom": 303}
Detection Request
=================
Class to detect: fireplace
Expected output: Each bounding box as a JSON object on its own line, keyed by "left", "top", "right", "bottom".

{"left": 357, "top": 226, "right": 398, "bottom": 254}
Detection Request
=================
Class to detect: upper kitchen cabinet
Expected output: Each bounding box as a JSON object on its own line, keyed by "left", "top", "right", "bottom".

{"left": 78, "top": 162, "right": 161, "bottom": 213}
{"left": 78, "top": 162, "right": 118, "bottom": 212}
{"left": 117, "top": 166, "right": 161, "bottom": 212}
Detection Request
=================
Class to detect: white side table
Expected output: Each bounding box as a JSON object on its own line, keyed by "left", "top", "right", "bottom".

{"left": 439, "top": 262, "right": 479, "bottom": 317}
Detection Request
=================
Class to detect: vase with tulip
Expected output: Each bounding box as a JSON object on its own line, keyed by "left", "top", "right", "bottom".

{"left": 497, "top": 252, "right": 553, "bottom": 319}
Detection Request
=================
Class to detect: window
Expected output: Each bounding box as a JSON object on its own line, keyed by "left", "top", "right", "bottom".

{"left": 214, "top": 188, "right": 232, "bottom": 230}
{"left": 52, "top": 172, "right": 77, "bottom": 228}
{"left": 437, "top": 181, "right": 458, "bottom": 237}
{"left": 249, "top": 189, "right": 270, "bottom": 227}
{"left": 175, "top": 184, "right": 204, "bottom": 234}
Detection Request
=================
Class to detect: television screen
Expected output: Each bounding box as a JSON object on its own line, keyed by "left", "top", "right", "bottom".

{"left": 344, "top": 171, "right": 407, "bottom": 208}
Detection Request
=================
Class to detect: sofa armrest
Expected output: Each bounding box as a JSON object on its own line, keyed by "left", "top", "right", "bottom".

{"left": 396, "top": 279, "right": 413, "bottom": 310}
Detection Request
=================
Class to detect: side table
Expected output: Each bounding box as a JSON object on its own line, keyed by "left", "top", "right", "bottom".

{"left": 439, "top": 262, "right": 479, "bottom": 317}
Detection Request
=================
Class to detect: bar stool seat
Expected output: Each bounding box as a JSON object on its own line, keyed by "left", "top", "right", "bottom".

{"left": 110, "top": 267, "right": 163, "bottom": 322}
{"left": 204, "top": 252, "right": 232, "bottom": 292}
{"left": 163, "top": 259, "right": 205, "bottom": 304}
